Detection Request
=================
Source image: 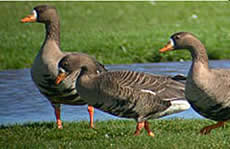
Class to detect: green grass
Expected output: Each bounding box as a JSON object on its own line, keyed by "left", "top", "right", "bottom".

{"left": 1, "top": 2, "right": 230, "bottom": 70}
{"left": 1, "top": 119, "right": 230, "bottom": 148}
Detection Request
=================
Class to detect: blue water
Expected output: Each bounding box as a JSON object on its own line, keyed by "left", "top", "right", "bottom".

{"left": 0, "top": 60, "right": 229, "bottom": 125}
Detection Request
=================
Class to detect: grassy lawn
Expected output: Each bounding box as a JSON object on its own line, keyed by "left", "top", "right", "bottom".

{"left": 2, "top": 2, "right": 230, "bottom": 148}
{"left": 1, "top": 119, "right": 230, "bottom": 149}
{"left": 0, "top": 2, "right": 230, "bottom": 70}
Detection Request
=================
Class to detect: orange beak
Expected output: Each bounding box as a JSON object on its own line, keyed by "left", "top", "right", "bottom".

{"left": 55, "top": 72, "right": 67, "bottom": 85}
{"left": 159, "top": 41, "right": 174, "bottom": 53}
{"left": 21, "top": 14, "right": 36, "bottom": 23}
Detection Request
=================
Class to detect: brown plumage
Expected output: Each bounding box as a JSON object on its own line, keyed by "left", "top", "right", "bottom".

{"left": 21, "top": 5, "right": 107, "bottom": 129}
{"left": 160, "top": 32, "right": 230, "bottom": 134}
{"left": 56, "top": 54, "right": 190, "bottom": 137}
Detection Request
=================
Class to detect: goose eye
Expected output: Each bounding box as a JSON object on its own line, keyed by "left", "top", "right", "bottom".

{"left": 62, "top": 62, "right": 68, "bottom": 67}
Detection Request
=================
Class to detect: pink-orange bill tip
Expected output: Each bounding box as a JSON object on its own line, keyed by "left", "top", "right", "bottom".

{"left": 21, "top": 14, "right": 36, "bottom": 23}
{"left": 55, "top": 73, "right": 67, "bottom": 85}
{"left": 159, "top": 42, "right": 174, "bottom": 53}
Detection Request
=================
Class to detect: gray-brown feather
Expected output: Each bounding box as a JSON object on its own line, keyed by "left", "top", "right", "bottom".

{"left": 77, "top": 71, "right": 186, "bottom": 122}
{"left": 31, "top": 47, "right": 107, "bottom": 105}
{"left": 170, "top": 32, "right": 230, "bottom": 121}
{"left": 186, "top": 67, "right": 230, "bottom": 121}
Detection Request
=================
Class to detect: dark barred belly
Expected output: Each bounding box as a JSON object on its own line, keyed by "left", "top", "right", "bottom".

{"left": 93, "top": 100, "right": 138, "bottom": 119}
{"left": 36, "top": 78, "right": 86, "bottom": 105}
{"left": 186, "top": 83, "right": 230, "bottom": 121}
{"left": 191, "top": 101, "right": 230, "bottom": 121}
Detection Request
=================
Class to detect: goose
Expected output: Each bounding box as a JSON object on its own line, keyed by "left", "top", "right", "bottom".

{"left": 55, "top": 54, "right": 190, "bottom": 137}
{"left": 160, "top": 32, "right": 230, "bottom": 134}
{"left": 20, "top": 5, "right": 107, "bottom": 129}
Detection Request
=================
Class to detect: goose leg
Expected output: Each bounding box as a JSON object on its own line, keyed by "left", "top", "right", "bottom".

{"left": 134, "top": 122, "right": 145, "bottom": 136}
{"left": 144, "top": 121, "right": 155, "bottom": 137}
{"left": 200, "top": 121, "right": 225, "bottom": 135}
{"left": 53, "top": 104, "right": 63, "bottom": 129}
{"left": 88, "top": 105, "right": 94, "bottom": 128}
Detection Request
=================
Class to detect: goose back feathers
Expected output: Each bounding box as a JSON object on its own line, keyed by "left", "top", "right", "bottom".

{"left": 57, "top": 54, "right": 190, "bottom": 122}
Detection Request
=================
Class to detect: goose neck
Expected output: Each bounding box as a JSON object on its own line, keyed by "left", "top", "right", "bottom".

{"left": 45, "top": 20, "right": 60, "bottom": 47}
{"left": 188, "top": 41, "right": 209, "bottom": 68}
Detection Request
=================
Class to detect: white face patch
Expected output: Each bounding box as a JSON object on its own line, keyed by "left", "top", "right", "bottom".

{"left": 32, "top": 10, "right": 37, "bottom": 20}
{"left": 169, "top": 38, "right": 175, "bottom": 47}
{"left": 59, "top": 67, "right": 66, "bottom": 73}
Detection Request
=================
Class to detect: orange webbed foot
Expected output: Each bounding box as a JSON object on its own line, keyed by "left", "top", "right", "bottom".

{"left": 134, "top": 121, "right": 155, "bottom": 137}
{"left": 134, "top": 122, "right": 145, "bottom": 136}
{"left": 200, "top": 126, "right": 212, "bottom": 135}
{"left": 57, "top": 119, "right": 63, "bottom": 129}
{"left": 200, "top": 121, "right": 225, "bottom": 135}
{"left": 88, "top": 105, "right": 94, "bottom": 128}
{"left": 144, "top": 121, "right": 154, "bottom": 137}
{"left": 54, "top": 105, "right": 63, "bottom": 129}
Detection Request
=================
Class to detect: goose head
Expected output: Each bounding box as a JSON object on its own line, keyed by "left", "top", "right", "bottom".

{"left": 55, "top": 55, "right": 82, "bottom": 85}
{"left": 21, "top": 5, "right": 58, "bottom": 23}
{"left": 159, "top": 32, "right": 200, "bottom": 52}
{"left": 55, "top": 54, "right": 100, "bottom": 85}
